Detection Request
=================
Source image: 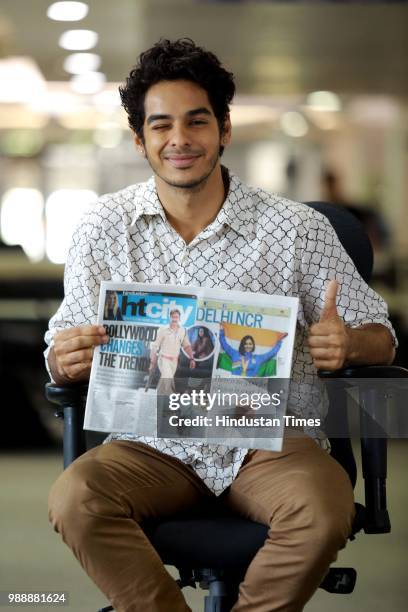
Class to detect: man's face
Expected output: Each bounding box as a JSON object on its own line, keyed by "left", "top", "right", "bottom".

{"left": 135, "top": 79, "right": 231, "bottom": 190}
{"left": 170, "top": 312, "right": 180, "bottom": 325}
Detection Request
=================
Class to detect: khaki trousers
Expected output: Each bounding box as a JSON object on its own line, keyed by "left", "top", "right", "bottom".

{"left": 156, "top": 355, "right": 178, "bottom": 395}
{"left": 48, "top": 437, "right": 355, "bottom": 612}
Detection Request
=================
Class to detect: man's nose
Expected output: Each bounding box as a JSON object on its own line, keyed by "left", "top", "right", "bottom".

{"left": 169, "top": 123, "right": 192, "bottom": 148}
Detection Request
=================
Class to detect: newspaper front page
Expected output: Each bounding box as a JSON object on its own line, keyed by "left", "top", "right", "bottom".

{"left": 84, "top": 282, "right": 299, "bottom": 451}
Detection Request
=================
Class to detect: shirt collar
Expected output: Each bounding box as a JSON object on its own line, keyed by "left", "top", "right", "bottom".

{"left": 130, "top": 176, "right": 164, "bottom": 225}
{"left": 130, "top": 170, "right": 255, "bottom": 238}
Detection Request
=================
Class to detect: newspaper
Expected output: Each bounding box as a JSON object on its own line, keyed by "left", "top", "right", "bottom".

{"left": 84, "top": 281, "right": 299, "bottom": 451}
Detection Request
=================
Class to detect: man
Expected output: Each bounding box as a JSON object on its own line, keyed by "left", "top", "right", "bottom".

{"left": 46, "top": 39, "right": 396, "bottom": 612}
{"left": 149, "top": 308, "right": 195, "bottom": 395}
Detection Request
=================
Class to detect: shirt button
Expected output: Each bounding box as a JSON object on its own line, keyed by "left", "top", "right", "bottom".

{"left": 181, "top": 251, "right": 188, "bottom": 263}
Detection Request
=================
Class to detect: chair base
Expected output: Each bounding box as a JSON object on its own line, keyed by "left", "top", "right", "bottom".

{"left": 96, "top": 565, "right": 356, "bottom": 611}
{"left": 198, "top": 569, "right": 240, "bottom": 612}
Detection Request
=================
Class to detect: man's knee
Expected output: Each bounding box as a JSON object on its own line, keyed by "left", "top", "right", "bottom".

{"left": 291, "top": 487, "right": 356, "bottom": 558}
{"left": 273, "top": 473, "right": 355, "bottom": 552}
{"left": 48, "top": 459, "right": 109, "bottom": 540}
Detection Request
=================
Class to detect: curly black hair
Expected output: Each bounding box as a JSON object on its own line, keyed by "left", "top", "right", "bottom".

{"left": 119, "top": 38, "right": 235, "bottom": 148}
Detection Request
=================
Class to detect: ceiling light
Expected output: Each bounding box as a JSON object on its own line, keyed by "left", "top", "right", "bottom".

{"left": 64, "top": 52, "right": 101, "bottom": 74}
{"left": 306, "top": 91, "right": 341, "bottom": 112}
{"left": 47, "top": 2, "right": 88, "bottom": 21}
{"left": 59, "top": 29, "right": 98, "bottom": 51}
{"left": 70, "top": 72, "right": 106, "bottom": 94}
{"left": 280, "top": 112, "right": 308, "bottom": 138}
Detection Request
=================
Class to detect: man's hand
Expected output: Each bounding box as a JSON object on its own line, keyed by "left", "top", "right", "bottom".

{"left": 189, "top": 359, "right": 196, "bottom": 369}
{"left": 308, "top": 280, "right": 350, "bottom": 371}
{"left": 49, "top": 325, "right": 108, "bottom": 384}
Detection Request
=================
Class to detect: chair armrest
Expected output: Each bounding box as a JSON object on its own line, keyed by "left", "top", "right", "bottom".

{"left": 318, "top": 365, "right": 408, "bottom": 379}
{"left": 319, "top": 365, "right": 408, "bottom": 534}
{"left": 45, "top": 382, "right": 89, "bottom": 409}
{"left": 45, "top": 383, "right": 88, "bottom": 468}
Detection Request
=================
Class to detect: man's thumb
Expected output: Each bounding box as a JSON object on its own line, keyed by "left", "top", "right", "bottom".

{"left": 319, "top": 279, "right": 339, "bottom": 321}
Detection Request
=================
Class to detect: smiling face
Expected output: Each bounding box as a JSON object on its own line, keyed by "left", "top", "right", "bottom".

{"left": 243, "top": 338, "right": 255, "bottom": 353}
{"left": 135, "top": 79, "right": 231, "bottom": 190}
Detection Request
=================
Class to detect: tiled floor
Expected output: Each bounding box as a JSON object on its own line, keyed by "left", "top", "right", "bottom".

{"left": 1, "top": 441, "right": 407, "bottom": 612}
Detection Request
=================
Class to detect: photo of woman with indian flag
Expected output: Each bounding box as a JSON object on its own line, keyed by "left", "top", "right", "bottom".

{"left": 217, "top": 322, "right": 288, "bottom": 377}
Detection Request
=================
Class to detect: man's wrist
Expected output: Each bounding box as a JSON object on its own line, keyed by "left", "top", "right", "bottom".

{"left": 344, "top": 326, "right": 357, "bottom": 366}
{"left": 344, "top": 324, "right": 395, "bottom": 366}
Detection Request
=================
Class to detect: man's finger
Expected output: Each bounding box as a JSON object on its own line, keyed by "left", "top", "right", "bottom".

{"left": 312, "top": 359, "right": 339, "bottom": 370}
{"left": 62, "top": 347, "right": 95, "bottom": 366}
{"left": 308, "top": 332, "right": 339, "bottom": 348}
{"left": 55, "top": 325, "right": 107, "bottom": 341}
{"left": 56, "top": 334, "right": 108, "bottom": 354}
{"left": 310, "top": 347, "right": 337, "bottom": 359}
{"left": 63, "top": 362, "right": 92, "bottom": 380}
{"left": 319, "top": 279, "right": 339, "bottom": 322}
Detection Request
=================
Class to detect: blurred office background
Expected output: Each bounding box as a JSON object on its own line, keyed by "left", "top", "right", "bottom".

{"left": 0, "top": 1, "right": 407, "bottom": 611}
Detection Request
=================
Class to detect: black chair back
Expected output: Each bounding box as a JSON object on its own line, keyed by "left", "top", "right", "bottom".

{"left": 305, "top": 202, "right": 374, "bottom": 487}
{"left": 305, "top": 201, "right": 373, "bottom": 283}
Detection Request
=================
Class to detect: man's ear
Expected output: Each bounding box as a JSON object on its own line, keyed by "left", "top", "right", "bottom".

{"left": 221, "top": 114, "right": 232, "bottom": 147}
{"left": 134, "top": 133, "right": 146, "bottom": 157}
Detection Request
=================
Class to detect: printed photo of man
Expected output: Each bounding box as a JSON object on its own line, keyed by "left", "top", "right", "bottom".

{"left": 149, "top": 309, "right": 195, "bottom": 395}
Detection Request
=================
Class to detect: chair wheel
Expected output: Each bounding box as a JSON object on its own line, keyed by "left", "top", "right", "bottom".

{"left": 320, "top": 567, "right": 357, "bottom": 594}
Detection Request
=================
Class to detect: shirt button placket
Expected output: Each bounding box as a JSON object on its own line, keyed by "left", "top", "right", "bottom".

{"left": 180, "top": 248, "right": 189, "bottom": 284}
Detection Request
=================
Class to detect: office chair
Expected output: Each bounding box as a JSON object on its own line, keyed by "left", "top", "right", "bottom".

{"left": 46, "top": 202, "right": 408, "bottom": 612}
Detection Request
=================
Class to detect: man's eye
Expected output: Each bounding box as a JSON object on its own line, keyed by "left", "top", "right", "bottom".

{"left": 191, "top": 120, "right": 207, "bottom": 125}
{"left": 152, "top": 124, "right": 170, "bottom": 130}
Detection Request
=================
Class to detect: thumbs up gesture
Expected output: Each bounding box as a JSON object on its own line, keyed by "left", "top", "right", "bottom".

{"left": 308, "top": 280, "right": 350, "bottom": 371}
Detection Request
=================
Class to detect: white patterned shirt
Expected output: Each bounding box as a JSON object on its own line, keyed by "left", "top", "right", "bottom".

{"left": 44, "top": 171, "right": 396, "bottom": 495}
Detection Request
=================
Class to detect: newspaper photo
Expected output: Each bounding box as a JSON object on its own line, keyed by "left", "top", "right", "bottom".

{"left": 84, "top": 282, "right": 299, "bottom": 451}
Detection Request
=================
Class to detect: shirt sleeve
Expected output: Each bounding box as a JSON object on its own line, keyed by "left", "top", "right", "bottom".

{"left": 299, "top": 208, "right": 398, "bottom": 347}
{"left": 150, "top": 327, "right": 165, "bottom": 354}
{"left": 43, "top": 207, "right": 111, "bottom": 375}
{"left": 219, "top": 327, "right": 235, "bottom": 359}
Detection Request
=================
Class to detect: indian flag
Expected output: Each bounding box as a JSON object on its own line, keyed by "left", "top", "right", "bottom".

{"left": 217, "top": 323, "right": 287, "bottom": 376}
